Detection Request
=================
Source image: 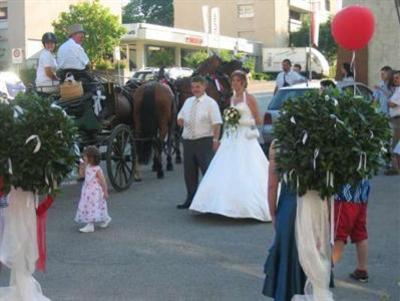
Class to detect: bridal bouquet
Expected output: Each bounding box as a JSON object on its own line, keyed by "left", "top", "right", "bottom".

{"left": 223, "top": 107, "right": 241, "bottom": 135}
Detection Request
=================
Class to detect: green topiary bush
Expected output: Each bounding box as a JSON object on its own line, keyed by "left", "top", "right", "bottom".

{"left": 273, "top": 89, "right": 391, "bottom": 198}
{"left": 0, "top": 93, "right": 78, "bottom": 195}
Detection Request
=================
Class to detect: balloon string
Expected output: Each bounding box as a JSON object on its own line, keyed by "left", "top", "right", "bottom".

{"left": 351, "top": 50, "right": 356, "bottom": 96}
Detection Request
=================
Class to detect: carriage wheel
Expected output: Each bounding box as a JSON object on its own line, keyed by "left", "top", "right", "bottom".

{"left": 106, "top": 124, "right": 136, "bottom": 191}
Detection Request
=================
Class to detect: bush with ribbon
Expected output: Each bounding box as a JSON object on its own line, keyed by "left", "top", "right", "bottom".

{"left": 273, "top": 89, "right": 391, "bottom": 199}
{"left": 0, "top": 93, "right": 78, "bottom": 196}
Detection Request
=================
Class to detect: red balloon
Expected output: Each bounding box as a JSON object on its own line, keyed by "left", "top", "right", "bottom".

{"left": 331, "top": 5, "right": 375, "bottom": 51}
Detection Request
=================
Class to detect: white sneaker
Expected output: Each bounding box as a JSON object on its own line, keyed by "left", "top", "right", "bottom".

{"left": 99, "top": 218, "right": 111, "bottom": 228}
{"left": 79, "top": 223, "right": 94, "bottom": 233}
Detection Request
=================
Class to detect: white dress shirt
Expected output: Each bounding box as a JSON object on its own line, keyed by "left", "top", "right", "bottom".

{"left": 276, "top": 71, "right": 304, "bottom": 89}
{"left": 35, "top": 49, "right": 59, "bottom": 87}
{"left": 389, "top": 86, "right": 400, "bottom": 118}
{"left": 57, "top": 38, "right": 90, "bottom": 70}
{"left": 177, "top": 94, "right": 222, "bottom": 140}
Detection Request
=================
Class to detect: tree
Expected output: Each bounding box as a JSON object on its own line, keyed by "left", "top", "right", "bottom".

{"left": 52, "top": 0, "right": 126, "bottom": 65}
{"left": 290, "top": 19, "right": 337, "bottom": 64}
{"left": 182, "top": 51, "right": 208, "bottom": 69}
{"left": 122, "top": 0, "right": 173, "bottom": 26}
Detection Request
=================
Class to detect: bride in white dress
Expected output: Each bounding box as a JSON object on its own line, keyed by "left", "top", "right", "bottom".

{"left": 189, "top": 70, "right": 271, "bottom": 222}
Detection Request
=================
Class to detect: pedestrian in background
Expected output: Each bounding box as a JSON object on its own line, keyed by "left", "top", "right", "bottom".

{"left": 340, "top": 62, "right": 354, "bottom": 82}
{"left": 332, "top": 180, "right": 370, "bottom": 283}
{"left": 176, "top": 75, "right": 222, "bottom": 209}
{"left": 386, "top": 70, "right": 400, "bottom": 175}
{"left": 274, "top": 59, "right": 305, "bottom": 95}
{"left": 373, "top": 66, "right": 394, "bottom": 116}
{"left": 75, "top": 146, "right": 111, "bottom": 233}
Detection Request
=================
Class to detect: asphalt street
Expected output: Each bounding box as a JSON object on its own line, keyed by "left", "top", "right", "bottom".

{"left": 1, "top": 92, "right": 399, "bottom": 301}
{"left": 0, "top": 163, "right": 399, "bottom": 301}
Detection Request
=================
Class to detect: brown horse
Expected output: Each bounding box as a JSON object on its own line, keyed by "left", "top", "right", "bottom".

{"left": 132, "top": 81, "right": 175, "bottom": 179}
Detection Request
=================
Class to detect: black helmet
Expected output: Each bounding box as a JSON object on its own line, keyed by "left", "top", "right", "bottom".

{"left": 41, "top": 32, "right": 57, "bottom": 45}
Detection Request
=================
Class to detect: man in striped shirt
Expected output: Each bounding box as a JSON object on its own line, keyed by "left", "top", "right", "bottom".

{"left": 332, "top": 179, "right": 370, "bottom": 283}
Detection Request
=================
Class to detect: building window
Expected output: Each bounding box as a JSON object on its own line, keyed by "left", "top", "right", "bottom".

{"left": 237, "top": 4, "right": 254, "bottom": 18}
{"left": 0, "top": 7, "right": 7, "bottom": 20}
{"left": 289, "top": 10, "right": 301, "bottom": 21}
{"left": 325, "top": 0, "right": 330, "bottom": 11}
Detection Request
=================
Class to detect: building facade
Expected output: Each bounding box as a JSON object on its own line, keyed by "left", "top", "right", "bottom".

{"left": 174, "top": 0, "right": 340, "bottom": 48}
{"left": 0, "top": 0, "right": 121, "bottom": 68}
{"left": 121, "top": 23, "right": 263, "bottom": 71}
{"left": 340, "top": 0, "right": 400, "bottom": 85}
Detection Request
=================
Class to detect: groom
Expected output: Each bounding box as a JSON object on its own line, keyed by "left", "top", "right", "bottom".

{"left": 176, "top": 75, "right": 222, "bottom": 209}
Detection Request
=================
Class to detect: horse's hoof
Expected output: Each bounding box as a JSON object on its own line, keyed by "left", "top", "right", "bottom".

{"left": 134, "top": 177, "right": 142, "bottom": 182}
{"left": 167, "top": 164, "right": 173, "bottom": 171}
{"left": 157, "top": 171, "right": 164, "bottom": 179}
{"left": 175, "top": 157, "right": 182, "bottom": 164}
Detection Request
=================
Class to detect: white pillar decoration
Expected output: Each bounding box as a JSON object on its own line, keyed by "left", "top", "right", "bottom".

{"left": 292, "top": 190, "right": 334, "bottom": 301}
{"left": 0, "top": 187, "right": 50, "bottom": 301}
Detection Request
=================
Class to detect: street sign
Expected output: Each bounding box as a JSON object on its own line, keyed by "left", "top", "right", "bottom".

{"left": 11, "top": 48, "right": 23, "bottom": 64}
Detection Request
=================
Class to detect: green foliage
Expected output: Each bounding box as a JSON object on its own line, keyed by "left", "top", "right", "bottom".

{"left": 243, "top": 56, "right": 256, "bottom": 75}
{"left": 95, "top": 59, "right": 113, "bottom": 71}
{"left": 274, "top": 90, "right": 391, "bottom": 199}
{"left": 19, "top": 67, "right": 36, "bottom": 85}
{"left": 290, "top": 18, "right": 337, "bottom": 64}
{"left": 122, "top": 0, "right": 173, "bottom": 26}
{"left": 0, "top": 93, "right": 78, "bottom": 195}
{"left": 183, "top": 51, "right": 209, "bottom": 69}
{"left": 52, "top": 0, "right": 126, "bottom": 65}
{"left": 253, "top": 72, "right": 271, "bottom": 81}
{"left": 219, "top": 50, "right": 233, "bottom": 62}
{"left": 147, "top": 49, "right": 174, "bottom": 67}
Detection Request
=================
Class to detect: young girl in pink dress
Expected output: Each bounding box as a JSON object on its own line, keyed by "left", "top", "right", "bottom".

{"left": 75, "top": 146, "right": 111, "bottom": 233}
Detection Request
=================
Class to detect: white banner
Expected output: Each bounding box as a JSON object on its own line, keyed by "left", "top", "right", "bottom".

{"left": 202, "top": 5, "right": 209, "bottom": 34}
{"left": 210, "top": 7, "right": 220, "bottom": 35}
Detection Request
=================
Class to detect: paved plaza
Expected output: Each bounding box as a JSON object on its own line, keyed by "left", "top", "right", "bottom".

{"left": 1, "top": 161, "right": 399, "bottom": 301}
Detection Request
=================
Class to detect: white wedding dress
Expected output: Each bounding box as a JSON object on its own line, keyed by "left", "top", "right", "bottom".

{"left": 189, "top": 94, "right": 271, "bottom": 222}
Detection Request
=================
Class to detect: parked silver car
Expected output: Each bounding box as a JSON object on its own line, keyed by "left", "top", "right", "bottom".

{"left": 261, "top": 80, "right": 374, "bottom": 148}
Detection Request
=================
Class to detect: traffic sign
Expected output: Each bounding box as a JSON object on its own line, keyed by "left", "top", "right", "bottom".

{"left": 11, "top": 48, "right": 23, "bottom": 64}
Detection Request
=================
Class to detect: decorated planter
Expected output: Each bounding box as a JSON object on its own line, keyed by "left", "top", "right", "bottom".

{"left": 274, "top": 89, "right": 391, "bottom": 300}
{"left": 0, "top": 93, "right": 77, "bottom": 300}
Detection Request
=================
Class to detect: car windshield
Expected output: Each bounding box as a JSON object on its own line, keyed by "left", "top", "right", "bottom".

{"left": 268, "top": 88, "right": 318, "bottom": 110}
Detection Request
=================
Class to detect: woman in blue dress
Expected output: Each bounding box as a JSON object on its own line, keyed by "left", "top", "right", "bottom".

{"left": 262, "top": 141, "right": 306, "bottom": 301}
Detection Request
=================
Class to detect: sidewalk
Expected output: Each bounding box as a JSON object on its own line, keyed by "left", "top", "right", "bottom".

{"left": 248, "top": 80, "right": 275, "bottom": 93}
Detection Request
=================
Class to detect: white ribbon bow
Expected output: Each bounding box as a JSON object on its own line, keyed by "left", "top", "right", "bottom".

{"left": 25, "top": 135, "right": 41, "bottom": 153}
{"left": 93, "top": 90, "right": 106, "bottom": 116}
{"left": 357, "top": 152, "right": 367, "bottom": 171}
{"left": 313, "top": 148, "right": 320, "bottom": 170}
{"left": 13, "top": 105, "right": 24, "bottom": 119}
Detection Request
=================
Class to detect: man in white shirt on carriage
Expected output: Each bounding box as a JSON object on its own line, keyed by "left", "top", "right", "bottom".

{"left": 57, "top": 24, "right": 91, "bottom": 83}
{"left": 274, "top": 58, "right": 306, "bottom": 95}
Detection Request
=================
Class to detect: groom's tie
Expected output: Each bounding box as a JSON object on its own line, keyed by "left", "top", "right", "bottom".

{"left": 187, "top": 97, "right": 199, "bottom": 139}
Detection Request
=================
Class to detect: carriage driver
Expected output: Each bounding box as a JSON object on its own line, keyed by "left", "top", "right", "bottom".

{"left": 57, "top": 24, "right": 92, "bottom": 83}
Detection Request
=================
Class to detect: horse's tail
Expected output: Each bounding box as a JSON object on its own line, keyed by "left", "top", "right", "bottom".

{"left": 138, "top": 83, "right": 157, "bottom": 164}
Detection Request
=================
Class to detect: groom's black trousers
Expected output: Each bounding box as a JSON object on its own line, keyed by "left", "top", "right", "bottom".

{"left": 182, "top": 137, "right": 214, "bottom": 204}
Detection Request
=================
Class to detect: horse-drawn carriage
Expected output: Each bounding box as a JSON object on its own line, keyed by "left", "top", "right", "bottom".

{"left": 37, "top": 55, "right": 245, "bottom": 192}
{"left": 51, "top": 72, "right": 138, "bottom": 192}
